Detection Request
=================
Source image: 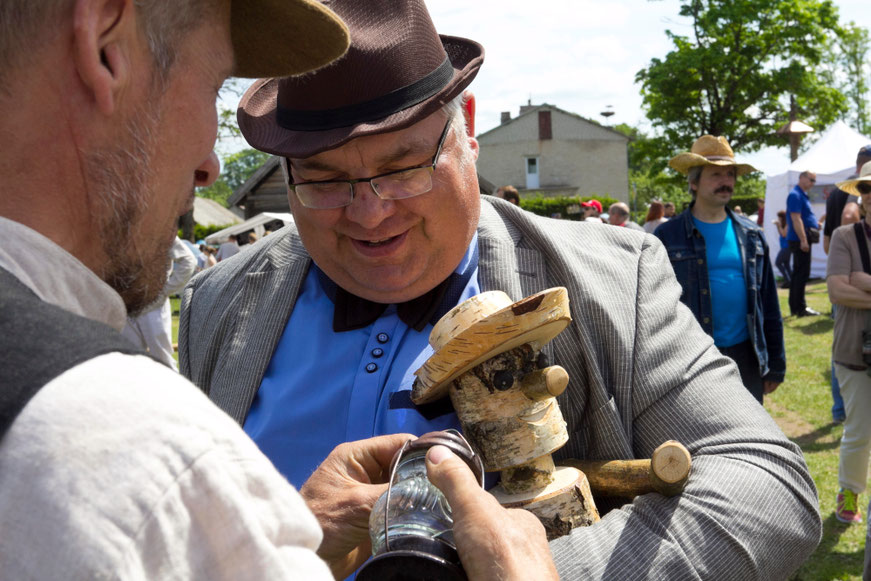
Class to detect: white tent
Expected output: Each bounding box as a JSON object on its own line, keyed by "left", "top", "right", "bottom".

{"left": 204, "top": 212, "right": 294, "bottom": 244}
{"left": 763, "top": 120, "right": 871, "bottom": 279}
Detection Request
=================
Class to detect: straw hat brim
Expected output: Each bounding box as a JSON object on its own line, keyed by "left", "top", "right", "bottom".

{"left": 411, "top": 288, "right": 571, "bottom": 405}
{"left": 669, "top": 153, "right": 757, "bottom": 176}
{"left": 836, "top": 176, "right": 871, "bottom": 196}
{"left": 231, "top": 0, "right": 349, "bottom": 78}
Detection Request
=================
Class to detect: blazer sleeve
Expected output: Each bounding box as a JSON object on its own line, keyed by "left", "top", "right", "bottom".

{"left": 548, "top": 236, "right": 820, "bottom": 580}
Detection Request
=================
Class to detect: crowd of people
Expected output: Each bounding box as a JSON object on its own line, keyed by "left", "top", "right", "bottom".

{"left": 3, "top": 0, "right": 868, "bottom": 579}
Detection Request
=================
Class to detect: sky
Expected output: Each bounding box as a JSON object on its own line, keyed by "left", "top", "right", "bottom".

{"left": 222, "top": 1, "right": 871, "bottom": 177}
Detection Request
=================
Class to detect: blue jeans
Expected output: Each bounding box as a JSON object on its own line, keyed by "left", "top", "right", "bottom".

{"left": 775, "top": 247, "right": 792, "bottom": 285}
{"left": 832, "top": 305, "right": 846, "bottom": 421}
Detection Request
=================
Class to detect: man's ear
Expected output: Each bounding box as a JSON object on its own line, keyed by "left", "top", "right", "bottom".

{"left": 462, "top": 91, "right": 476, "bottom": 137}
{"left": 73, "top": 0, "right": 135, "bottom": 116}
{"left": 461, "top": 91, "right": 479, "bottom": 160}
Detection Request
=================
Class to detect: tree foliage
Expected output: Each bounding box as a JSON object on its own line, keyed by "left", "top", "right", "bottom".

{"left": 636, "top": 0, "right": 847, "bottom": 155}
{"left": 828, "top": 22, "right": 871, "bottom": 134}
{"left": 196, "top": 148, "right": 269, "bottom": 208}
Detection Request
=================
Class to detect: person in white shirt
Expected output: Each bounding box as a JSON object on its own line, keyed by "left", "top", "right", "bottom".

{"left": 122, "top": 237, "right": 197, "bottom": 369}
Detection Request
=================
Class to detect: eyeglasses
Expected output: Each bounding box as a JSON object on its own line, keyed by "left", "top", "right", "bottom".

{"left": 857, "top": 182, "right": 871, "bottom": 195}
{"left": 288, "top": 120, "right": 452, "bottom": 209}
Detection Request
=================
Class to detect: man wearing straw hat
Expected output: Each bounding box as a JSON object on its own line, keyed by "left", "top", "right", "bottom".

{"left": 655, "top": 135, "right": 785, "bottom": 404}
{"left": 827, "top": 163, "right": 871, "bottom": 559}
{"left": 181, "top": 1, "right": 820, "bottom": 577}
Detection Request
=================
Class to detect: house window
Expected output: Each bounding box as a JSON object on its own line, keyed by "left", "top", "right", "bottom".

{"left": 538, "top": 111, "right": 552, "bottom": 140}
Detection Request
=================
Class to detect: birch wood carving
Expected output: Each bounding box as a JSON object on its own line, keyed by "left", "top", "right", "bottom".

{"left": 490, "top": 466, "right": 600, "bottom": 540}
{"left": 413, "top": 288, "right": 693, "bottom": 540}
{"left": 562, "top": 440, "right": 692, "bottom": 498}
{"left": 412, "top": 288, "right": 600, "bottom": 540}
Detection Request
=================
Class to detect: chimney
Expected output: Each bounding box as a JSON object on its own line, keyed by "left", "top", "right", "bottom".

{"left": 501, "top": 111, "right": 511, "bottom": 124}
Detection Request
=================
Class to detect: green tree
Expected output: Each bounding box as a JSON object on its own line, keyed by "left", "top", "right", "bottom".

{"left": 831, "top": 22, "right": 871, "bottom": 134}
{"left": 614, "top": 123, "right": 688, "bottom": 211}
{"left": 197, "top": 148, "right": 269, "bottom": 207}
{"left": 636, "top": 0, "right": 847, "bottom": 155}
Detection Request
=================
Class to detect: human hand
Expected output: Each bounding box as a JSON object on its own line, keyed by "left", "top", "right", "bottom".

{"left": 800, "top": 240, "right": 810, "bottom": 253}
{"left": 426, "top": 445, "right": 559, "bottom": 581}
{"left": 763, "top": 380, "right": 781, "bottom": 395}
{"left": 850, "top": 271, "right": 871, "bottom": 292}
{"left": 300, "top": 433, "right": 413, "bottom": 579}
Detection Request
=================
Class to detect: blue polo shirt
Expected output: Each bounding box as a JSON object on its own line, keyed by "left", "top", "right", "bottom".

{"left": 786, "top": 184, "right": 819, "bottom": 242}
{"left": 243, "top": 236, "right": 481, "bottom": 488}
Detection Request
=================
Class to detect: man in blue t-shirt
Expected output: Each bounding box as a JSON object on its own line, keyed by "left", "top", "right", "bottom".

{"left": 655, "top": 135, "right": 785, "bottom": 403}
{"left": 787, "top": 171, "right": 821, "bottom": 317}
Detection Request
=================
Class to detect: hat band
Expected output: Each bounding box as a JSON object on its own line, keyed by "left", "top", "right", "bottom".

{"left": 277, "top": 57, "right": 454, "bottom": 132}
{"left": 705, "top": 155, "right": 736, "bottom": 162}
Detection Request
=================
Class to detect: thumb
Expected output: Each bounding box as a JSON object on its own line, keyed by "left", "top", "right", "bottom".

{"left": 426, "top": 445, "right": 483, "bottom": 517}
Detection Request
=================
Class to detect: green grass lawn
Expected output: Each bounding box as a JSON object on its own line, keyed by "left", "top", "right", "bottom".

{"left": 171, "top": 283, "right": 865, "bottom": 579}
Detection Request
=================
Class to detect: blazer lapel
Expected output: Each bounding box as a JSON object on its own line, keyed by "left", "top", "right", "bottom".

{"left": 209, "top": 233, "right": 311, "bottom": 425}
{"left": 476, "top": 203, "right": 559, "bottom": 371}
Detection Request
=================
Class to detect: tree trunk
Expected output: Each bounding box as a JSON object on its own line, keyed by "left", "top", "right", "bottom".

{"left": 179, "top": 209, "right": 195, "bottom": 242}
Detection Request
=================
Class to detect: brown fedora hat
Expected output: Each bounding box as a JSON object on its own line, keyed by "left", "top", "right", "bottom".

{"left": 669, "top": 135, "right": 757, "bottom": 176}
{"left": 238, "top": 0, "right": 484, "bottom": 159}
{"left": 231, "top": 0, "right": 348, "bottom": 78}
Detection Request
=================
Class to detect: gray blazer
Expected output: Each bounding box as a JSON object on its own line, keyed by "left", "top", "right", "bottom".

{"left": 181, "top": 197, "right": 820, "bottom": 579}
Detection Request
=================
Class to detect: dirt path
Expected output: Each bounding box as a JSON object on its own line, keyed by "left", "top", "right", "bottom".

{"left": 767, "top": 400, "right": 819, "bottom": 439}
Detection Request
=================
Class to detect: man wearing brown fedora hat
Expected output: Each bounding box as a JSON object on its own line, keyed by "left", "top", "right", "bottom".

{"left": 655, "top": 135, "right": 785, "bottom": 405}
{"left": 181, "top": 2, "right": 820, "bottom": 577}
{"left": 0, "top": 1, "right": 551, "bottom": 578}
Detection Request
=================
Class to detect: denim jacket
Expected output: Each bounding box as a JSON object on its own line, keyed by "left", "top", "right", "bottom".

{"left": 654, "top": 205, "right": 786, "bottom": 382}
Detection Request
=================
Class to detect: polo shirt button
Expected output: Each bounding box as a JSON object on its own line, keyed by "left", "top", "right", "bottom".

{"left": 701, "top": 289, "right": 708, "bottom": 295}
{"left": 372, "top": 348, "right": 384, "bottom": 358}
{"left": 366, "top": 363, "right": 378, "bottom": 373}
{"left": 697, "top": 259, "right": 704, "bottom": 265}
{"left": 377, "top": 333, "right": 389, "bottom": 344}
{"left": 703, "top": 317, "right": 710, "bottom": 324}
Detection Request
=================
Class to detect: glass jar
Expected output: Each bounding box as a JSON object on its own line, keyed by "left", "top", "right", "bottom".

{"left": 357, "top": 430, "right": 484, "bottom": 581}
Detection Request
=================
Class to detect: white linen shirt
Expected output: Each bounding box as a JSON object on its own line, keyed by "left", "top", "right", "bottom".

{"left": 0, "top": 218, "right": 330, "bottom": 580}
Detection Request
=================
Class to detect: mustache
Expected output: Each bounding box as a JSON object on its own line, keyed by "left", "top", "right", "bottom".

{"left": 715, "top": 185, "right": 733, "bottom": 194}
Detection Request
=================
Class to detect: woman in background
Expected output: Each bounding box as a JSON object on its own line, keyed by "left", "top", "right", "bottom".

{"left": 643, "top": 201, "right": 669, "bottom": 234}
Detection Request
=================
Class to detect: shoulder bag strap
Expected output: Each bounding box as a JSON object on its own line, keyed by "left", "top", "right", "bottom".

{"left": 854, "top": 222, "right": 871, "bottom": 275}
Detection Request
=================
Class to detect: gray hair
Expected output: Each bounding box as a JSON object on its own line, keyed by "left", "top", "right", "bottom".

{"left": 687, "top": 166, "right": 703, "bottom": 198}
{"left": 441, "top": 93, "right": 474, "bottom": 170}
{"left": 0, "top": 0, "right": 214, "bottom": 89}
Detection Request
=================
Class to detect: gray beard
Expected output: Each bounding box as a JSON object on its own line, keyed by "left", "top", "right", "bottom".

{"left": 86, "top": 100, "right": 171, "bottom": 317}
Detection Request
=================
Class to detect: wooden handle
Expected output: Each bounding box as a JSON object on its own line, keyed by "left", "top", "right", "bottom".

{"left": 561, "top": 440, "right": 691, "bottom": 498}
